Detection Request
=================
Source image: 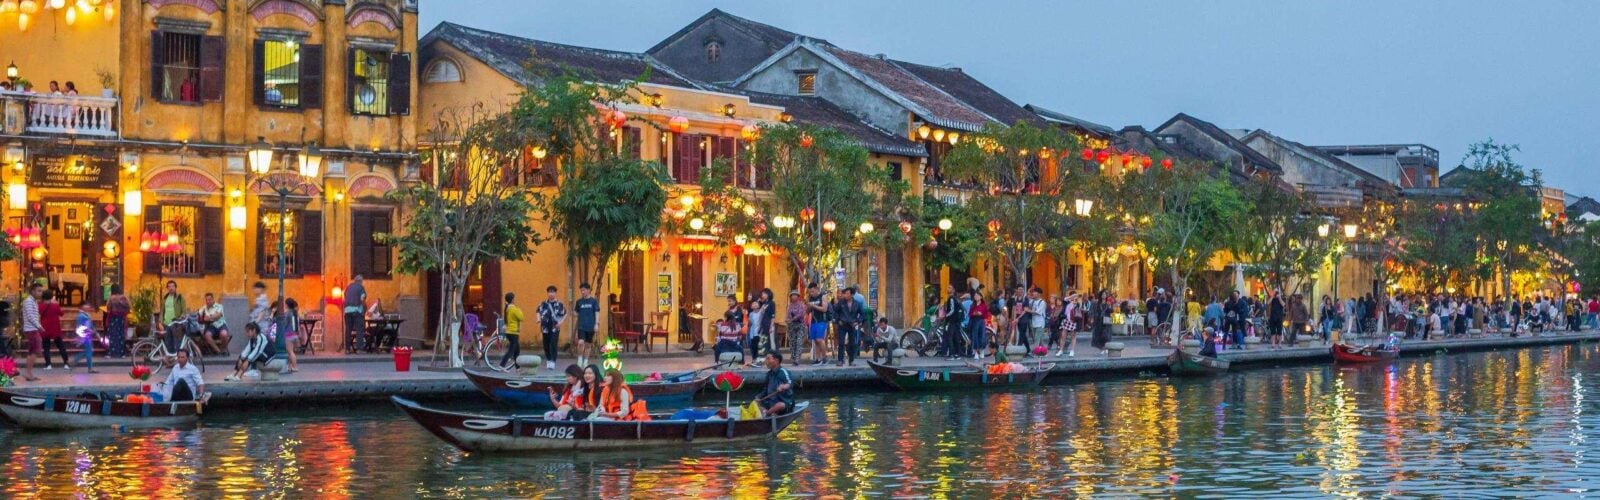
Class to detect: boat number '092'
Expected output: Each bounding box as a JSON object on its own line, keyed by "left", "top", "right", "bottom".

{"left": 532, "top": 426, "right": 575, "bottom": 439}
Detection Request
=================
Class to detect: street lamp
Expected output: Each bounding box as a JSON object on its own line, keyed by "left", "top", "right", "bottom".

{"left": 5, "top": 62, "right": 17, "bottom": 84}
{"left": 1342, "top": 223, "right": 1358, "bottom": 239}
{"left": 1317, "top": 223, "right": 1330, "bottom": 238}
{"left": 937, "top": 218, "right": 952, "bottom": 231}
{"left": 247, "top": 136, "right": 323, "bottom": 305}
{"left": 858, "top": 221, "right": 874, "bottom": 234}
{"left": 1073, "top": 198, "right": 1094, "bottom": 217}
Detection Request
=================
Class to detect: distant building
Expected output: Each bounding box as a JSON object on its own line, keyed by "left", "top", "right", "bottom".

{"left": 1314, "top": 144, "right": 1440, "bottom": 188}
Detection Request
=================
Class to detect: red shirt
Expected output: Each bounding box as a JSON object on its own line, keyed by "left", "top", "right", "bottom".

{"left": 1588, "top": 300, "right": 1599, "bottom": 314}
{"left": 39, "top": 301, "right": 63, "bottom": 339}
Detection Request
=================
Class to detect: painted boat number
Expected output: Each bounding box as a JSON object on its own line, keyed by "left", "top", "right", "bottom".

{"left": 532, "top": 426, "right": 575, "bottom": 440}
{"left": 64, "top": 401, "right": 92, "bottom": 414}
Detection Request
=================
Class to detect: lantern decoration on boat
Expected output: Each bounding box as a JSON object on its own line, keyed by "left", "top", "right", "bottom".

{"left": 713, "top": 370, "right": 744, "bottom": 409}
{"left": 128, "top": 364, "right": 151, "bottom": 381}
{"left": 601, "top": 338, "right": 623, "bottom": 372}
{"left": 668, "top": 116, "right": 690, "bottom": 134}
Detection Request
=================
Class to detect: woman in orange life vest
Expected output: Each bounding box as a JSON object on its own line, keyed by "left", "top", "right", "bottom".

{"left": 544, "top": 364, "right": 594, "bottom": 420}
{"left": 591, "top": 368, "right": 640, "bottom": 421}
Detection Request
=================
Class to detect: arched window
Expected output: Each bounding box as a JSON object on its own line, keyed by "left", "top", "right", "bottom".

{"left": 705, "top": 41, "right": 722, "bottom": 63}
{"left": 424, "top": 60, "right": 462, "bottom": 83}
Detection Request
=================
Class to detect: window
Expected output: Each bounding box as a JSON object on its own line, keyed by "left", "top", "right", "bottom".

{"left": 887, "top": 162, "right": 903, "bottom": 182}
{"left": 260, "top": 40, "right": 301, "bottom": 107}
{"left": 349, "top": 48, "right": 411, "bottom": 116}
{"left": 796, "top": 71, "right": 817, "bottom": 95}
{"left": 423, "top": 59, "right": 461, "bottom": 83}
{"left": 142, "top": 205, "right": 223, "bottom": 275}
{"left": 352, "top": 210, "right": 393, "bottom": 278}
{"left": 672, "top": 133, "right": 706, "bottom": 183}
{"left": 705, "top": 40, "right": 722, "bottom": 63}
{"left": 257, "top": 210, "right": 322, "bottom": 276}
{"left": 151, "top": 32, "right": 223, "bottom": 103}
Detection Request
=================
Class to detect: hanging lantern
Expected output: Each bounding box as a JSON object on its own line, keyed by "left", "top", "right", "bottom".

{"left": 932, "top": 129, "right": 946, "bottom": 142}
{"left": 100, "top": 0, "right": 111, "bottom": 20}
{"left": 799, "top": 133, "right": 814, "bottom": 148}
{"left": 649, "top": 238, "right": 664, "bottom": 251}
{"left": 668, "top": 116, "right": 690, "bottom": 134}
{"left": 102, "top": 241, "right": 118, "bottom": 259}
{"left": 1080, "top": 148, "right": 1094, "bottom": 161}
{"left": 799, "top": 207, "right": 815, "bottom": 221}
{"left": 688, "top": 218, "right": 705, "bottom": 231}
{"left": 858, "top": 221, "right": 874, "bottom": 234}
{"left": 1038, "top": 148, "right": 1052, "bottom": 159}
{"left": 137, "top": 231, "right": 151, "bottom": 252}
{"left": 29, "top": 247, "right": 44, "bottom": 260}
{"left": 947, "top": 132, "right": 960, "bottom": 145}
{"left": 822, "top": 220, "right": 836, "bottom": 232}
{"left": 1161, "top": 158, "right": 1173, "bottom": 170}
{"left": 916, "top": 124, "right": 931, "bottom": 139}
{"left": 898, "top": 221, "right": 913, "bottom": 234}
{"left": 740, "top": 124, "right": 759, "bottom": 141}
{"left": 730, "top": 244, "right": 744, "bottom": 257}
{"left": 1141, "top": 156, "right": 1153, "bottom": 168}
{"left": 1096, "top": 150, "right": 1110, "bottom": 163}
{"left": 923, "top": 239, "right": 939, "bottom": 250}
{"left": 987, "top": 219, "right": 1001, "bottom": 233}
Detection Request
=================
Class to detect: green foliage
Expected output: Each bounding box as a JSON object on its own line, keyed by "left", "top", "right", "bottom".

{"left": 1234, "top": 180, "right": 1333, "bottom": 292}
{"left": 1453, "top": 139, "right": 1543, "bottom": 296}
{"left": 129, "top": 284, "right": 159, "bottom": 331}
{"left": 920, "top": 195, "right": 984, "bottom": 272}
{"left": 1394, "top": 197, "right": 1479, "bottom": 292}
{"left": 549, "top": 154, "right": 670, "bottom": 285}
{"left": 1140, "top": 161, "right": 1247, "bottom": 290}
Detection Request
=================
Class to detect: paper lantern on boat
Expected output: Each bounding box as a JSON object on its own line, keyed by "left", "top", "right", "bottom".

{"left": 601, "top": 339, "right": 623, "bottom": 372}
{"left": 129, "top": 364, "right": 151, "bottom": 381}
{"left": 713, "top": 371, "right": 744, "bottom": 392}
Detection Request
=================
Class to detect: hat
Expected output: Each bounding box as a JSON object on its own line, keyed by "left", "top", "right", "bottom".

{"left": 788, "top": 290, "right": 800, "bottom": 296}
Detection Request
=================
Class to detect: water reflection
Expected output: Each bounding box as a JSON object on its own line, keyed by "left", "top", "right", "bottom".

{"left": 2, "top": 344, "right": 1599, "bottom": 497}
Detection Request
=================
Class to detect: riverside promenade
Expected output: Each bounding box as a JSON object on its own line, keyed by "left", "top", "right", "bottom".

{"left": 12, "top": 330, "right": 1600, "bottom": 407}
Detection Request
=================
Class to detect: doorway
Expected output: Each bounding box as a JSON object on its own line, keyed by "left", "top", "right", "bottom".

{"left": 37, "top": 201, "right": 101, "bottom": 307}
{"left": 677, "top": 253, "right": 703, "bottom": 343}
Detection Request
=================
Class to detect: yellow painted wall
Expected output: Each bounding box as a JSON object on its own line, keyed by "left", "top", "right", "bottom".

{"left": 0, "top": 3, "right": 120, "bottom": 95}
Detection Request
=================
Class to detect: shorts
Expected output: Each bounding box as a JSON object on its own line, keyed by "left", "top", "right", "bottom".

{"left": 808, "top": 322, "right": 828, "bottom": 341}
{"left": 204, "top": 323, "right": 228, "bottom": 339}
{"left": 577, "top": 329, "right": 596, "bottom": 343}
{"left": 24, "top": 331, "right": 42, "bottom": 355}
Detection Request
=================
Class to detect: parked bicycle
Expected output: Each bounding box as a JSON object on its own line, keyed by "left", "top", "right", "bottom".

{"left": 898, "top": 313, "right": 995, "bottom": 357}
{"left": 129, "top": 314, "right": 206, "bottom": 375}
{"left": 461, "top": 314, "right": 513, "bottom": 372}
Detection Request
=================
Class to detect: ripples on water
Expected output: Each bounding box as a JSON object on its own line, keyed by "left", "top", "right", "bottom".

{"left": 3, "top": 344, "right": 1599, "bottom": 498}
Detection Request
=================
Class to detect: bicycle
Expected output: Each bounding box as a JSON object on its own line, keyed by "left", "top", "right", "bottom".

{"left": 899, "top": 319, "right": 996, "bottom": 357}
{"left": 462, "top": 320, "right": 513, "bottom": 372}
{"left": 129, "top": 315, "right": 206, "bottom": 376}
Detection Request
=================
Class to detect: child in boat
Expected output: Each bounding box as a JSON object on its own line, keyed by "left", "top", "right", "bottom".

{"left": 1199, "top": 327, "right": 1219, "bottom": 357}
{"left": 544, "top": 364, "right": 590, "bottom": 420}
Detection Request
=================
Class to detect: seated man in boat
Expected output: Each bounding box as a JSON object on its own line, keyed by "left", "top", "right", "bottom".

{"left": 755, "top": 351, "right": 793, "bottom": 417}
{"left": 225, "top": 322, "right": 274, "bottom": 381}
{"left": 154, "top": 349, "right": 207, "bottom": 403}
{"left": 1198, "top": 327, "right": 1219, "bottom": 357}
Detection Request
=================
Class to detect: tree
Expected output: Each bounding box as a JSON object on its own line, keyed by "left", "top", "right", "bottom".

{"left": 919, "top": 195, "right": 984, "bottom": 288}
{"left": 1452, "top": 139, "right": 1542, "bottom": 298}
{"left": 939, "top": 122, "right": 1087, "bottom": 290}
{"left": 387, "top": 74, "right": 612, "bottom": 366}
{"left": 1234, "top": 179, "right": 1332, "bottom": 294}
{"left": 1139, "top": 161, "right": 1248, "bottom": 343}
{"left": 1393, "top": 197, "right": 1478, "bottom": 292}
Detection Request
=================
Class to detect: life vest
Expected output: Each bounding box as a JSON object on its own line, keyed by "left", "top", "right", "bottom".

{"left": 560, "top": 384, "right": 590, "bottom": 410}
{"left": 599, "top": 386, "right": 651, "bottom": 421}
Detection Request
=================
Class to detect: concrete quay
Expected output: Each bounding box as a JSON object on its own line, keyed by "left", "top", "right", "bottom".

{"left": 7, "top": 330, "right": 1597, "bottom": 408}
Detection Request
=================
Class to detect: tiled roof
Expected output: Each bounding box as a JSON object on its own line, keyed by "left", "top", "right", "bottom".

{"left": 1026, "top": 104, "right": 1115, "bottom": 136}
{"left": 1244, "top": 130, "right": 1398, "bottom": 197}
{"left": 1117, "top": 126, "right": 1254, "bottom": 185}
{"left": 819, "top": 45, "right": 992, "bottom": 131}
{"left": 726, "top": 88, "right": 926, "bottom": 158}
{"left": 1157, "top": 113, "right": 1284, "bottom": 174}
{"left": 423, "top": 22, "right": 701, "bottom": 89}
{"left": 891, "top": 60, "right": 1044, "bottom": 128}
{"left": 647, "top": 8, "right": 808, "bottom": 55}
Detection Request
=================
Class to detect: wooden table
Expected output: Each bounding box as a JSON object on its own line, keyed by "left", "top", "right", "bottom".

{"left": 365, "top": 317, "right": 405, "bottom": 353}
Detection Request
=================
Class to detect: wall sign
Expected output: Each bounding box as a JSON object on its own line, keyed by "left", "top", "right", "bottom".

{"left": 30, "top": 155, "right": 117, "bottom": 190}
{"left": 656, "top": 273, "right": 673, "bottom": 313}
{"left": 714, "top": 272, "right": 738, "bottom": 299}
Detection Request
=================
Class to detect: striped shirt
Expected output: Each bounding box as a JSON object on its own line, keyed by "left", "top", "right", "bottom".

{"left": 21, "top": 296, "right": 41, "bottom": 333}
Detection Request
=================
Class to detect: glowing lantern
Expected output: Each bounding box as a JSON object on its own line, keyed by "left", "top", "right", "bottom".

{"left": 937, "top": 218, "right": 952, "bottom": 231}
{"left": 1141, "top": 156, "right": 1153, "bottom": 168}
{"left": 1080, "top": 148, "right": 1094, "bottom": 161}
{"left": 898, "top": 221, "right": 913, "bottom": 234}
{"left": 822, "top": 220, "right": 836, "bottom": 232}
{"left": 668, "top": 116, "right": 690, "bottom": 133}
{"left": 1038, "top": 148, "right": 1052, "bottom": 159}
{"left": 62, "top": 4, "right": 73, "bottom": 24}
{"left": 932, "top": 129, "right": 946, "bottom": 142}
{"left": 1161, "top": 158, "right": 1174, "bottom": 170}
{"left": 858, "top": 221, "right": 874, "bottom": 234}
{"left": 530, "top": 146, "right": 548, "bottom": 160}
{"left": 101, "top": 241, "right": 117, "bottom": 259}
{"left": 987, "top": 219, "right": 1001, "bottom": 233}
{"left": 29, "top": 247, "right": 44, "bottom": 260}
{"left": 799, "top": 134, "right": 814, "bottom": 148}
{"left": 740, "top": 124, "right": 760, "bottom": 141}
{"left": 1096, "top": 150, "right": 1110, "bottom": 163}
{"left": 19, "top": 0, "right": 35, "bottom": 13}
{"left": 916, "top": 124, "right": 931, "bottom": 139}
{"left": 689, "top": 218, "right": 705, "bottom": 231}
{"left": 608, "top": 109, "right": 627, "bottom": 127}
{"left": 799, "top": 207, "right": 815, "bottom": 221}
{"left": 46, "top": 0, "right": 60, "bottom": 8}
{"left": 947, "top": 132, "right": 960, "bottom": 145}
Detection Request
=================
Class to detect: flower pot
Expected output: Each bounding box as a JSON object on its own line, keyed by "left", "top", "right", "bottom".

{"left": 101, "top": 89, "right": 115, "bottom": 98}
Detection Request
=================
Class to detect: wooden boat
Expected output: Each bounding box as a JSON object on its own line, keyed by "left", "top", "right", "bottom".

{"left": 1332, "top": 343, "right": 1400, "bottom": 363}
{"left": 1167, "top": 348, "right": 1230, "bottom": 376}
{"left": 866, "top": 361, "right": 1055, "bottom": 391}
{"left": 392, "top": 396, "right": 809, "bottom": 453}
{"left": 0, "top": 389, "right": 203, "bottom": 430}
{"left": 464, "top": 368, "right": 709, "bottom": 408}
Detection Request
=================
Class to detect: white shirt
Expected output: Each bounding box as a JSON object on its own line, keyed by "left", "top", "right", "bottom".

{"left": 160, "top": 362, "right": 204, "bottom": 402}
{"left": 201, "top": 303, "right": 226, "bottom": 327}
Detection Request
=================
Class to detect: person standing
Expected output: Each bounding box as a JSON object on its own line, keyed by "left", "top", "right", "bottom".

{"left": 106, "top": 285, "right": 130, "bottom": 358}
{"left": 806, "top": 283, "right": 830, "bottom": 365}
{"left": 71, "top": 303, "right": 98, "bottom": 373}
{"left": 250, "top": 282, "right": 271, "bottom": 338}
{"left": 343, "top": 275, "right": 368, "bottom": 353}
{"left": 967, "top": 290, "right": 987, "bottom": 360}
{"left": 1026, "top": 287, "right": 1048, "bottom": 355}
{"left": 499, "top": 292, "right": 524, "bottom": 369}
{"left": 39, "top": 290, "right": 65, "bottom": 370}
{"left": 17, "top": 283, "right": 43, "bottom": 381}
{"left": 279, "top": 298, "right": 301, "bottom": 373}
{"left": 785, "top": 291, "right": 806, "bottom": 366}
{"left": 748, "top": 289, "right": 775, "bottom": 364}
{"left": 537, "top": 286, "right": 567, "bottom": 371}
{"left": 829, "top": 288, "right": 862, "bottom": 366}
{"left": 572, "top": 283, "right": 601, "bottom": 369}
{"left": 1090, "top": 291, "right": 1111, "bottom": 356}
{"left": 1267, "top": 290, "right": 1286, "bottom": 349}
{"left": 937, "top": 285, "right": 960, "bottom": 358}
{"left": 160, "top": 280, "right": 185, "bottom": 328}
{"left": 1288, "top": 293, "right": 1309, "bottom": 347}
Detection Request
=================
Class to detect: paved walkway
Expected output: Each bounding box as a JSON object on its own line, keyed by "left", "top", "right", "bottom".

{"left": 9, "top": 330, "right": 1599, "bottom": 406}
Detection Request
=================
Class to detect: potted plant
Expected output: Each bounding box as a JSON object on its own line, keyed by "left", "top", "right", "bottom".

{"left": 96, "top": 69, "right": 115, "bottom": 98}
{"left": 129, "top": 284, "right": 158, "bottom": 338}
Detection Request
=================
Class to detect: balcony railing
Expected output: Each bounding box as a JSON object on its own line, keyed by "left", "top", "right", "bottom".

{"left": 1, "top": 91, "right": 119, "bottom": 137}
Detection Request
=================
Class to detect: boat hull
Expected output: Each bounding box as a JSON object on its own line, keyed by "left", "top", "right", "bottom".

{"left": 464, "top": 368, "right": 708, "bottom": 408}
{"left": 1332, "top": 344, "right": 1399, "bottom": 363}
{"left": 866, "top": 361, "right": 1054, "bottom": 390}
{"left": 392, "top": 396, "right": 808, "bottom": 453}
{"left": 0, "top": 390, "right": 202, "bottom": 430}
{"left": 1167, "top": 349, "right": 1230, "bottom": 376}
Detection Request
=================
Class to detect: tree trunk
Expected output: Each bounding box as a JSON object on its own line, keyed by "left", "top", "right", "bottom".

{"left": 1170, "top": 266, "right": 1184, "bottom": 345}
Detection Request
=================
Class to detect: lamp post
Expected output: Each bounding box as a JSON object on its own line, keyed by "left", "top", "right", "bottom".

{"left": 247, "top": 137, "right": 322, "bottom": 304}
{"left": 5, "top": 62, "right": 17, "bottom": 85}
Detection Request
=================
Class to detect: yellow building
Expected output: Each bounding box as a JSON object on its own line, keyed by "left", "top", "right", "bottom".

{"left": 0, "top": 0, "right": 422, "bottom": 348}
{"left": 417, "top": 23, "right": 929, "bottom": 348}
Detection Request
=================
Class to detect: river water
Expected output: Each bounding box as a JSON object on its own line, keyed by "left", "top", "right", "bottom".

{"left": 4, "top": 344, "right": 1599, "bottom": 498}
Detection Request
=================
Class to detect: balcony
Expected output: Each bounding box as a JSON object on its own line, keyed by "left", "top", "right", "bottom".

{"left": 1, "top": 92, "right": 119, "bottom": 137}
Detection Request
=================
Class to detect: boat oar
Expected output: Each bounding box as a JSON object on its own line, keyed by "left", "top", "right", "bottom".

{"left": 664, "top": 361, "right": 730, "bottom": 382}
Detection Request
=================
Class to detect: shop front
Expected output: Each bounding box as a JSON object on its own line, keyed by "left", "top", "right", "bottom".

{"left": 4, "top": 148, "right": 123, "bottom": 307}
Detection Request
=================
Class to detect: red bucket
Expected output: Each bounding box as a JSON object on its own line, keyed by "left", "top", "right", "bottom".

{"left": 393, "top": 346, "right": 412, "bottom": 372}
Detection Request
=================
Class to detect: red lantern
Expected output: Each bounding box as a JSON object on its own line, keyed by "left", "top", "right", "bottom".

{"left": 1080, "top": 148, "right": 1094, "bottom": 161}
{"left": 713, "top": 371, "right": 745, "bottom": 391}
{"left": 1141, "top": 156, "right": 1153, "bottom": 168}
{"left": 1121, "top": 155, "right": 1133, "bottom": 167}
{"left": 668, "top": 116, "right": 690, "bottom": 133}
{"left": 1161, "top": 158, "right": 1173, "bottom": 170}
{"left": 987, "top": 219, "right": 1001, "bottom": 233}
{"left": 1095, "top": 150, "right": 1110, "bottom": 163}
{"left": 608, "top": 109, "right": 627, "bottom": 127}
{"left": 730, "top": 244, "right": 744, "bottom": 256}
{"left": 799, "top": 207, "right": 815, "bottom": 221}
{"left": 799, "top": 134, "right": 814, "bottom": 148}
{"left": 649, "top": 238, "right": 664, "bottom": 252}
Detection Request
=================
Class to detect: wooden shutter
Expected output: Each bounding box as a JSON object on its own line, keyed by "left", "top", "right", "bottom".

{"left": 388, "top": 52, "right": 412, "bottom": 115}
{"left": 715, "top": 136, "right": 736, "bottom": 185}
{"left": 624, "top": 126, "right": 642, "bottom": 159}
{"left": 199, "top": 36, "right": 225, "bottom": 102}
{"left": 150, "top": 32, "right": 167, "bottom": 99}
{"left": 199, "top": 206, "right": 224, "bottom": 275}
{"left": 346, "top": 48, "right": 359, "bottom": 113}
{"left": 299, "top": 44, "right": 324, "bottom": 109}
{"left": 673, "top": 133, "right": 695, "bottom": 183}
{"left": 373, "top": 212, "right": 392, "bottom": 276}
{"left": 297, "top": 211, "right": 322, "bottom": 275}
{"left": 351, "top": 212, "right": 372, "bottom": 277}
{"left": 143, "top": 206, "right": 161, "bottom": 274}
{"left": 252, "top": 39, "right": 267, "bottom": 105}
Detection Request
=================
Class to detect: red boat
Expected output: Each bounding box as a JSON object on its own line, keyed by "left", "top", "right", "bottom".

{"left": 1331, "top": 343, "right": 1399, "bottom": 363}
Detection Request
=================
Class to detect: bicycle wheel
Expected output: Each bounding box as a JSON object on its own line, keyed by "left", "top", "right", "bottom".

{"left": 130, "top": 339, "right": 158, "bottom": 365}
{"left": 899, "top": 329, "right": 930, "bottom": 357}
{"left": 483, "top": 335, "right": 512, "bottom": 372}
{"left": 186, "top": 342, "right": 205, "bottom": 373}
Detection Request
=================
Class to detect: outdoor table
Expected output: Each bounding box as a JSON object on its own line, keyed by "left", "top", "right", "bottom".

{"left": 297, "top": 315, "right": 321, "bottom": 355}
{"left": 366, "top": 317, "right": 405, "bottom": 352}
